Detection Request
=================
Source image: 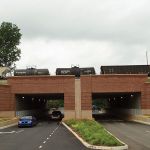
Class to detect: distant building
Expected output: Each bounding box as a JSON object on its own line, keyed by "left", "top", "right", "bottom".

{"left": 0, "top": 67, "right": 11, "bottom": 79}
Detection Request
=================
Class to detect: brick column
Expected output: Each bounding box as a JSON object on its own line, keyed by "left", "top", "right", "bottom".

{"left": 75, "top": 79, "right": 81, "bottom": 119}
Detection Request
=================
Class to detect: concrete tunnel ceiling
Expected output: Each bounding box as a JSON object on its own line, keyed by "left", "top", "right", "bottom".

{"left": 92, "top": 92, "right": 141, "bottom": 109}
{"left": 92, "top": 92, "right": 141, "bottom": 119}
{"left": 15, "top": 93, "right": 64, "bottom": 118}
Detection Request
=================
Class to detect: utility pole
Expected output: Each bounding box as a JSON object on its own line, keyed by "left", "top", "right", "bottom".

{"left": 146, "top": 51, "right": 149, "bottom": 65}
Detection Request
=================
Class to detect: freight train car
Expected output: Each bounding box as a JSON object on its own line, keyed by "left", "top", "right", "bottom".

{"left": 101, "top": 65, "right": 150, "bottom": 74}
{"left": 56, "top": 66, "right": 95, "bottom": 77}
{"left": 14, "top": 68, "right": 50, "bottom": 76}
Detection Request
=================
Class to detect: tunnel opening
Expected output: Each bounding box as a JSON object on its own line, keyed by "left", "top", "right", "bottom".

{"left": 15, "top": 93, "right": 64, "bottom": 120}
{"left": 92, "top": 92, "right": 141, "bottom": 121}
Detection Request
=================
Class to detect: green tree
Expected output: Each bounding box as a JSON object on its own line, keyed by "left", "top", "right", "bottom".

{"left": 0, "top": 22, "right": 22, "bottom": 68}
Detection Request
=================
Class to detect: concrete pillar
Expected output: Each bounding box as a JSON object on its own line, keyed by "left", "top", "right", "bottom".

{"left": 75, "top": 79, "right": 81, "bottom": 119}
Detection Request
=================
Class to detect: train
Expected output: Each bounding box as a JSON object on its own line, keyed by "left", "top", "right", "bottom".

{"left": 14, "top": 68, "right": 50, "bottom": 76}
{"left": 56, "top": 66, "right": 96, "bottom": 77}
{"left": 101, "top": 65, "right": 150, "bottom": 74}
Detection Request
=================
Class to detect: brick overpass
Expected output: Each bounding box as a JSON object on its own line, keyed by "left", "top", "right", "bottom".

{"left": 0, "top": 74, "right": 150, "bottom": 119}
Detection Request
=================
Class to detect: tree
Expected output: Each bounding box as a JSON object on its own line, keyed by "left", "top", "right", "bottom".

{"left": 0, "top": 22, "right": 22, "bottom": 68}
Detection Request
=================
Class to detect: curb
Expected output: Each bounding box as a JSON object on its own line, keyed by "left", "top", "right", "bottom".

{"left": 132, "top": 120, "right": 150, "bottom": 125}
{"left": 62, "top": 122, "right": 128, "bottom": 150}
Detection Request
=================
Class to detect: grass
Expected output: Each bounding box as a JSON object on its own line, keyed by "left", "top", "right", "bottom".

{"left": 65, "top": 119, "right": 123, "bottom": 146}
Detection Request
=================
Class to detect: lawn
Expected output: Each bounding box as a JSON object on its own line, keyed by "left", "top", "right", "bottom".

{"left": 65, "top": 119, "right": 123, "bottom": 146}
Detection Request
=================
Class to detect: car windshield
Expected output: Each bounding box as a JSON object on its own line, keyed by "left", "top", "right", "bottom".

{"left": 20, "top": 116, "right": 32, "bottom": 120}
{"left": 52, "top": 111, "right": 61, "bottom": 115}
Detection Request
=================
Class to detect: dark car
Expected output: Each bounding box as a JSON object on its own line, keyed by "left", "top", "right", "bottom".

{"left": 18, "top": 116, "right": 37, "bottom": 127}
{"left": 50, "top": 111, "right": 64, "bottom": 120}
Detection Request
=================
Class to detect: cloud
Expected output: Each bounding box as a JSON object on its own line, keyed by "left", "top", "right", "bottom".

{"left": 0, "top": 0, "right": 150, "bottom": 43}
{"left": 16, "top": 38, "right": 147, "bottom": 74}
{"left": 1, "top": 0, "right": 150, "bottom": 73}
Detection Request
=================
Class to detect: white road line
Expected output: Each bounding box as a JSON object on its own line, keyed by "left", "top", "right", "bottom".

{"left": 16, "top": 130, "right": 24, "bottom": 133}
{"left": 38, "top": 125, "right": 60, "bottom": 149}
{"left": 0, "top": 131, "right": 15, "bottom": 134}
{"left": 146, "top": 130, "right": 150, "bottom": 133}
{"left": 39, "top": 145, "right": 42, "bottom": 149}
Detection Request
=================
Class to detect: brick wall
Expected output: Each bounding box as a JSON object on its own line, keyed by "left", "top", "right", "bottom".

{"left": 141, "top": 83, "right": 150, "bottom": 109}
{"left": 0, "top": 85, "right": 14, "bottom": 111}
{"left": 81, "top": 75, "right": 150, "bottom": 110}
{"left": 8, "top": 76, "right": 75, "bottom": 110}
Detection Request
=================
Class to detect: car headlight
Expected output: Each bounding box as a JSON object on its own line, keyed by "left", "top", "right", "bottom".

{"left": 18, "top": 121, "right": 22, "bottom": 124}
{"left": 28, "top": 120, "right": 32, "bottom": 123}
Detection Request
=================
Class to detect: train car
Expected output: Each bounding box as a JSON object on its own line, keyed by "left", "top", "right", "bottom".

{"left": 56, "top": 66, "right": 95, "bottom": 77}
{"left": 101, "top": 65, "right": 150, "bottom": 74}
{"left": 14, "top": 68, "right": 50, "bottom": 76}
{"left": 80, "top": 67, "right": 96, "bottom": 75}
{"left": 56, "top": 68, "right": 72, "bottom": 75}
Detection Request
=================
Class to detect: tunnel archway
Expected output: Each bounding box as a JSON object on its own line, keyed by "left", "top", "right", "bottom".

{"left": 15, "top": 93, "right": 64, "bottom": 120}
{"left": 92, "top": 92, "right": 141, "bottom": 120}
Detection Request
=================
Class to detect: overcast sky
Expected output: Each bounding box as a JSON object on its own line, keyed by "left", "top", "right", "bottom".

{"left": 1, "top": 0, "right": 150, "bottom": 74}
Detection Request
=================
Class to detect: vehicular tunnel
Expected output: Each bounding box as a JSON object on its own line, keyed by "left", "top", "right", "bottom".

{"left": 15, "top": 93, "right": 64, "bottom": 119}
{"left": 92, "top": 92, "right": 141, "bottom": 120}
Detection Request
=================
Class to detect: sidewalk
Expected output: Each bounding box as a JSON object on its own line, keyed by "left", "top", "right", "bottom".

{"left": 0, "top": 117, "right": 18, "bottom": 129}
{"left": 132, "top": 115, "right": 150, "bottom": 125}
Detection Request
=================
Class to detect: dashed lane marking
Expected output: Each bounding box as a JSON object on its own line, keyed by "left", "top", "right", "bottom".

{"left": 39, "top": 145, "right": 42, "bottom": 149}
{"left": 16, "top": 130, "right": 24, "bottom": 133}
{"left": 38, "top": 124, "right": 60, "bottom": 149}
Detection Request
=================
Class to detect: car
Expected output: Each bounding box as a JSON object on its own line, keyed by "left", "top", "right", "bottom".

{"left": 50, "top": 110, "right": 64, "bottom": 120}
{"left": 18, "top": 116, "right": 37, "bottom": 127}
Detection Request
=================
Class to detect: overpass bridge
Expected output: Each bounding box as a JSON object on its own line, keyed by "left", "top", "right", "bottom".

{"left": 0, "top": 74, "right": 150, "bottom": 120}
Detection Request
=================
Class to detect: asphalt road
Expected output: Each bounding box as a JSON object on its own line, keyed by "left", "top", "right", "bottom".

{"left": 98, "top": 120, "right": 150, "bottom": 150}
{"left": 0, "top": 121, "right": 89, "bottom": 150}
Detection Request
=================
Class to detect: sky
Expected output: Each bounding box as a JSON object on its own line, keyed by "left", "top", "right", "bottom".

{"left": 0, "top": 0, "right": 150, "bottom": 74}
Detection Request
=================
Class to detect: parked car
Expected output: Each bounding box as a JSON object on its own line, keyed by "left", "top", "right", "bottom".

{"left": 50, "top": 110, "right": 64, "bottom": 120}
{"left": 18, "top": 116, "right": 37, "bottom": 127}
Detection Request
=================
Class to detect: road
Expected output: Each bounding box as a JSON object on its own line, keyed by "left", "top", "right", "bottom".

{"left": 0, "top": 121, "right": 89, "bottom": 150}
{"left": 98, "top": 119, "right": 150, "bottom": 150}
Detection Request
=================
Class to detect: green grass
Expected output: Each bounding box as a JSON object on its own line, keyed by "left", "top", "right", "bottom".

{"left": 65, "top": 119, "right": 123, "bottom": 146}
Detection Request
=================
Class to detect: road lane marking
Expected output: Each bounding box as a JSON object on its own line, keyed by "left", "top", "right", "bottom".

{"left": 38, "top": 125, "right": 60, "bottom": 149}
{"left": 39, "top": 145, "right": 42, "bottom": 149}
{"left": 16, "top": 130, "right": 24, "bottom": 133}
{"left": 0, "top": 131, "right": 15, "bottom": 134}
{"left": 146, "top": 130, "right": 150, "bottom": 133}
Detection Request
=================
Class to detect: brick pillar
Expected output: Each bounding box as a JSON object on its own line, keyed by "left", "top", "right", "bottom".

{"left": 63, "top": 77, "right": 75, "bottom": 120}
{"left": 141, "top": 83, "right": 150, "bottom": 115}
{"left": 75, "top": 79, "right": 81, "bottom": 119}
{"left": 81, "top": 76, "right": 92, "bottom": 119}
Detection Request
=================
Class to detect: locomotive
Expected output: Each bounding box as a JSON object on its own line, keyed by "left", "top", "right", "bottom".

{"left": 14, "top": 68, "right": 50, "bottom": 76}
{"left": 56, "top": 66, "right": 95, "bottom": 77}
